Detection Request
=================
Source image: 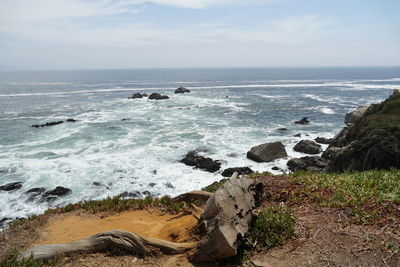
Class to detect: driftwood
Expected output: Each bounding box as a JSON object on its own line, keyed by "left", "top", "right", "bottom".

{"left": 20, "top": 230, "right": 196, "bottom": 260}
{"left": 172, "top": 190, "right": 213, "bottom": 202}
{"left": 190, "top": 178, "right": 263, "bottom": 262}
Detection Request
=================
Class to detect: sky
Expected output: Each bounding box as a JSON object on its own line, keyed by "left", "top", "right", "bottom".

{"left": 0, "top": 0, "right": 399, "bottom": 70}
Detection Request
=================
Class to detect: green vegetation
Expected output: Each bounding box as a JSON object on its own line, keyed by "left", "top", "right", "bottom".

{"left": 364, "top": 96, "right": 400, "bottom": 131}
{"left": 239, "top": 206, "right": 296, "bottom": 262}
{"left": 202, "top": 178, "right": 228, "bottom": 192}
{"left": 0, "top": 249, "right": 59, "bottom": 267}
{"left": 288, "top": 169, "right": 400, "bottom": 224}
{"left": 45, "top": 195, "right": 185, "bottom": 214}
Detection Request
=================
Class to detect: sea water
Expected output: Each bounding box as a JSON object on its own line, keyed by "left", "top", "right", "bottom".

{"left": 0, "top": 67, "right": 399, "bottom": 225}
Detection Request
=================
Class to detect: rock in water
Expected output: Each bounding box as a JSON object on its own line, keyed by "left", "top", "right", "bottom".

{"left": 41, "top": 186, "right": 72, "bottom": 202}
{"left": 0, "top": 182, "right": 23, "bottom": 191}
{"left": 287, "top": 156, "right": 327, "bottom": 172}
{"left": 344, "top": 105, "right": 368, "bottom": 126}
{"left": 174, "top": 87, "right": 190, "bottom": 94}
{"left": 247, "top": 142, "right": 287, "bottom": 162}
{"left": 314, "top": 137, "right": 332, "bottom": 144}
{"left": 32, "top": 121, "right": 64, "bottom": 128}
{"left": 294, "top": 117, "right": 310, "bottom": 125}
{"left": 221, "top": 167, "right": 254, "bottom": 177}
{"left": 293, "top": 140, "right": 322, "bottom": 154}
{"left": 148, "top": 93, "right": 169, "bottom": 100}
{"left": 180, "top": 151, "right": 221, "bottom": 172}
{"left": 129, "top": 92, "right": 144, "bottom": 99}
{"left": 325, "top": 90, "right": 400, "bottom": 172}
{"left": 191, "top": 178, "right": 263, "bottom": 261}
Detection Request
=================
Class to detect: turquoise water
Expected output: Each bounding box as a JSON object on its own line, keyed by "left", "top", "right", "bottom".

{"left": 0, "top": 67, "right": 399, "bottom": 224}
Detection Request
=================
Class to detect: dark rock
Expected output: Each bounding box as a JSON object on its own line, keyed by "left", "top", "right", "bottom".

{"left": 294, "top": 117, "right": 310, "bottom": 125}
{"left": 293, "top": 140, "right": 322, "bottom": 154}
{"left": 129, "top": 92, "right": 144, "bottom": 99}
{"left": 271, "top": 166, "right": 280, "bottom": 170}
{"left": 66, "top": 119, "right": 77, "bottom": 122}
{"left": 92, "top": 182, "right": 102, "bottom": 186}
{"left": 315, "top": 137, "right": 332, "bottom": 145}
{"left": 221, "top": 167, "right": 254, "bottom": 177}
{"left": 24, "top": 187, "right": 46, "bottom": 201}
{"left": 247, "top": 142, "right": 287, "bottom": 162}
{"left": 325, "top": 90, "right": 400, "bottom": 172}
{"left": 277, "top": 128, "right": 288, "bottom": 131}
{"left": 174, "top": 87, "right": 190, "bottom": 94}
{"left": 0, "top": 182, "right": 23, "bottom": 191}
{"left": 287, "top": 156, "right": 327, "bottom": 172}
{"left": 121, "top": 118, "right": 130, "bottom": 121}
{"left": 142, "top": 93, "right": 148, "bottom": 97}
{"left": 293, "top": 133, "right": 301, "bottom": 137}
{"left": 32, "top": 121, "right": 64, "bottom": 128}
{"left": 148, "top": 93, "right": 169, "bottom": 100}
{"left": 180, "top": 151, "right": 221, "bottom": 172}
{"left": 165, "top": 182, "right": 174, "bottom": 188}
{"left": 226, "top": 153, "right": 239, "bottom": 157}
{"left": 41, "top": 186, "right": 72, "bottom": 202}
{"left": 148, "top": 183, "right": 157, "bottom": 188}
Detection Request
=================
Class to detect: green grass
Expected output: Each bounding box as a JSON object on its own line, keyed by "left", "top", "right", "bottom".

{"left": 0, "top": 249, "right": 60, "bottom": 267}
{"left": 201, "top": 178, "right": 228, "bottom": 193}
{"left": 288, "top": 169, "right": 400, "bottom": 224}
{"left": 239, "top": 206, "right": 296, "bottom": 262}
{"left": 45, "top": 195, "right": 185, "bottom": 215}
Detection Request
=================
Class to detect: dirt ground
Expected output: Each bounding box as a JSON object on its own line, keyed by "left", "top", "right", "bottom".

{"left": 1, "top": 176, "right": 399, "bottom": 266}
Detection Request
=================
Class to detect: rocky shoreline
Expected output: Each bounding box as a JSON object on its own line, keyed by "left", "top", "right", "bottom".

{"left": 1, "top": 89, "right": 399, "bottom": 230}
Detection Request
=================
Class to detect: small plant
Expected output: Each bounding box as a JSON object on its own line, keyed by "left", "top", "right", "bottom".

{"left": 0, "top": 248, "right": 59, "bottom": 267}
{"left": 239, "top": 206, "right": 296, "bottom": 262}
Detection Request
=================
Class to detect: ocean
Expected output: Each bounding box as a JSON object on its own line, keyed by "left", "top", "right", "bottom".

{"left": 0, "top": 67, "right": 399, "bottom": 225}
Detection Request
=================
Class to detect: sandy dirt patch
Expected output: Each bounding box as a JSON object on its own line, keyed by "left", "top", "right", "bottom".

{"left": 37, "top": 209, "right": 197, "bottom": 245}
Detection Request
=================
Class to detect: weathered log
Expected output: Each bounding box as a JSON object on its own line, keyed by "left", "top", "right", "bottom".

{"left": 20, "top": 230, "right": 196, "bottom": 260}
{"left": 172, "top": 191, "right": 213, "bottom": 202}
{"left": 190, "top": 178, "right": 263, "bottom": 262}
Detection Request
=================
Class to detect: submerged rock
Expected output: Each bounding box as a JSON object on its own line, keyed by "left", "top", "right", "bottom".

{"left": 41, "top": 186, "right": 72, "bottom": 202}
{"left": 287, "top": 156, "right": 327, "bottom": 172}
{"left": 247, "top": 142, "right": 287, "bottom": 162}
{"left": 294, "top": 117, "right": 310, "bottom": 125}
{"left": 0, "top": 182, "right": 23, "bottom": 191}
{"left": 180, "top": 151, "right": 221, "bottom": 173}
{"left": 293, "top": 140, "right": 322, "bottom": 155}
{"left": 148, "top": 93, "right": 169, "bottom": 100}
{"left": 32, "top": 121, "right": 64, "bottom": 128}
{"left": 174, "top": 87, "right": 190, "bottom": 94}
{"left": 66, "top": 119, "right": 77, "bottom": 122}
{"left": 221, "top": 167, "right": 254, "bottom": 177}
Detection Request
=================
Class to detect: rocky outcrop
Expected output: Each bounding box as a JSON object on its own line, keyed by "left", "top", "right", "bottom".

{"left": 315, "top": 137, "right": 332, "bottom": 144}
{"left": 295, "top": 117, "right": 310, "bottom": 125}
{"left": 287, "top": 156, "right": 327, "bottom": 172}
{"left": 32, "top": 121, "right": 64, "bottom": 128}
{"left": 344, "top": 105, "right": 368, "bottom": 126}
{"left": 0, "top": 182, "right": 23, "bottom": 191}
{"left": 247, "top": 142, "right": 288, "bottom": 162}
{"left": 129, "top": 93, "right": 144, "bottom": 99}
{"left": 174, "top": 87, "right": 190, "bottom": 94}
{"left": 148, "top": 93, "right": 169, "bottom": 100}
{"left": 221, "top": 167, "right": 254, "bottom": 177}
{"left": 180, "top": 152, "right": 221, "bottom": 173}
{"left": 324, "top": 90, "right": 400, "bottom": 172}
{"left": 293, "top": 140, "right": 322, "bottom": 154}
{"left": 24, "top": 187, "right": 46, "bottom": 201}
{"left": 40, "top": 186, "right": 72, "bottom": 202}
